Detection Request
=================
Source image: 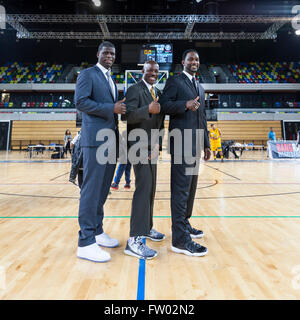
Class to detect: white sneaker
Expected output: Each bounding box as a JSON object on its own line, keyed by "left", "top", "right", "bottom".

{"left": 77, "top": 243, "right": 111, "bottom": 263}
{"left": 96, "top": 232, "right": 119, "bottom": 248}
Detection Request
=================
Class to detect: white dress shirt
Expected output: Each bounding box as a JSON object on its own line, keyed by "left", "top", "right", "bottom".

{"left": 142, "top": 78, "right": 156, "bottom": 95}
{"left": 96, "top": 62, "right": 116, "bottom": 100}
{"left": 183, "top": 70, "right": 195, "bottom": 83}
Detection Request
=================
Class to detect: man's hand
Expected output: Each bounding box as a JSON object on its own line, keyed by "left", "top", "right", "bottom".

{"left": 114, "top": 97, "right": 126, "bottom": 114}
{"left": 186, "top": 96, "right": 200, "bottom": 111}
{"left": 204, "top": 148, "right": 211, "bottom": 161}
{"left": 149, "top": 96, "right": 160, "bottom": 114}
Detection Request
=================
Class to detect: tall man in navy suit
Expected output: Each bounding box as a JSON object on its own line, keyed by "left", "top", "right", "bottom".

{"left": 75, "top": 41, "right": 126, "bottom": 263}
{"left": 161, "top": 49, "right": 211, "bottom": 257}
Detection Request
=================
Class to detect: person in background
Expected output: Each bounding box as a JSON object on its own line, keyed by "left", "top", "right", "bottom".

{"left": 209, "top": 123, "right": 223, "bottom": 162}
{"left": 267, "top": 127, "right": 277, "bottom": 158}
{"left": 111, "top": 162, "right": 132, "bottom": 190}
{"left": 69, "top": 130, "right": 83, "bottom": 187}
{"left": 64, "top": 129, "right": 72, "bottom": 156}
{"left": 268, "top": 127, "right": 276, "bottom": 141}
{"left": 69, "top": 130, "right": 111, "bottom": 193}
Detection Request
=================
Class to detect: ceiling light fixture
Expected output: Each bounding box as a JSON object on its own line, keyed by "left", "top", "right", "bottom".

{"left": 92, "top": 0, "right": 101, "bottom": 7}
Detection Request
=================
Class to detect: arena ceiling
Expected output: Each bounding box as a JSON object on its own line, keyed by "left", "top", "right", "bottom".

{"left": 0, "top": 0, "right": 299, "bottom": 40}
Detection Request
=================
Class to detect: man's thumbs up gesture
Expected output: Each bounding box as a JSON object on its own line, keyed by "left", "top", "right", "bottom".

{"left": 149, "top": 96, "right": 161, "bottom": 114}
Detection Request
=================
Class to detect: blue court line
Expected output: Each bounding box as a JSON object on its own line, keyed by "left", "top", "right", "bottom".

{"left": 136, "top": 238, "right": 146, "bottom": 300}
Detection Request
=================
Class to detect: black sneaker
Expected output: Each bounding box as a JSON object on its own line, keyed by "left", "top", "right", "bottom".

{"left": 171, "top": 241, "right": 208, "bottom": 257}
{"left": 69, "top": 178, "right": 78, "bottom": 186}
{"left": 145, "top": 229, "right": 165, "bottom": 242}
{"left": 188, "top": 226, "right": 204, "bottom": 239}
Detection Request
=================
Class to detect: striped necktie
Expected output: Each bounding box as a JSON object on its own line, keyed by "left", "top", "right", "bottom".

{"left": 150, "top": 86, "right": 156, "bottom": 100}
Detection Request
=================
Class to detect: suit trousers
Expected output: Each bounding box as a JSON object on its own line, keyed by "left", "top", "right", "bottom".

{"left": 170, "top": 155, "right": 199, "bottom": 246}
{"left": 78, "top": 147, "right": 116, "bottom": 247}
{"left": 130, "top": 161, "right": 157, "bottom": 237}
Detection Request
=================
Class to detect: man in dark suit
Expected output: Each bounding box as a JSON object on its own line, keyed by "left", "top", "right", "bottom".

{"left": 75, "top": 41, "right": 126, "bottom": 263}
{"left": 123, "top": 60, "right": 165, "bottom": 260}
{"left": 160, "top": 49, "right": 211, "bottom": 257}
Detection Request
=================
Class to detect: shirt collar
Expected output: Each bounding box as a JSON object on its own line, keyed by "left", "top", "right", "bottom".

{"left": 96, "top": 62, "right": 110, "bottom": 77}
{"left": 142, "top": 78, "right": 155, "bottom": 92}
{"left": 183, "top": 70, "right": 195, "bottom": 82}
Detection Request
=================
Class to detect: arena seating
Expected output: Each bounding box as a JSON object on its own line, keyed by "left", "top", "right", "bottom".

{"left": 0, "top": 62, "right": 63, "bottom": 83}
{"left": 228, "top": 61, "right": 300, "bottom": 83}
{"left": 0, "top": 61, "right": 299, "bottom": 111}
{"left": 0, "top": 93, "right": 74, "bottom": 109}
{"left": 218, "top": 93, "right": 299, "bottom": 108}
{"left": 1, "top": 61, "right": 299, "bottom": 84}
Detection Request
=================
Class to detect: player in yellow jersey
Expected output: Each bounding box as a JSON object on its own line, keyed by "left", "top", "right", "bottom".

{"left": 209, "top": 123, "right": 223, "bottom": 162}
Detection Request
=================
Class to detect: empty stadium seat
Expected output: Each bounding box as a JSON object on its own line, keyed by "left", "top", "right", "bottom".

{"left": 228, "top": 61, "right": 300, "bottom": 83}
{"left": 275, "top": 101, "right": 281, "bottom": 108}
{"left": 0, "top": 62, "right": 64, "bottom": 83}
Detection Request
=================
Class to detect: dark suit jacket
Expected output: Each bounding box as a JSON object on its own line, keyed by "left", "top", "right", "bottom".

{"left": 124, "top": 81, "right": 165, "bottom": 153}
{"left": 160, "top": 72, "right": 210, "bottom": 157}
{"left": 74, "top": 65, "right": 118, "bottom": 147}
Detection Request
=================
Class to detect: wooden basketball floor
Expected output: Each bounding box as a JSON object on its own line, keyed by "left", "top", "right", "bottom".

{"left": 1, "top": 149, "right": 300, "bottom": 300}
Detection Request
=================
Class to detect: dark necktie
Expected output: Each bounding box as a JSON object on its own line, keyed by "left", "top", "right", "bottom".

{"left": 192, "top": 77, "right": 198, "bottom": 93}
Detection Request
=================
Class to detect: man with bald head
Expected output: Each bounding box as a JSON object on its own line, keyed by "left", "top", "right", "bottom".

{"left": 123, "top": 60, "right": 165, "bottom": 260}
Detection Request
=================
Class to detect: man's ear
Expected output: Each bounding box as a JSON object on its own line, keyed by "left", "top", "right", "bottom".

{"left": 181, "top": 60, "right": 185, "bottom": 67}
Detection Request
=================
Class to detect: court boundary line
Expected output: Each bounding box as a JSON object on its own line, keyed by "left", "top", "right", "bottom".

{"left": 204, "top": 164, "right": 241, "bottom": 180}
{"left": 1, "top": 190, "right": 300, "bottom": 200}
{"left": 136, "top": 238, "right": 146, "bottom": 300}
{"left": 50, "top": 172, "right": 69, "bottom": 181}
{"left": 1, "top": 215, "right": 300, "bottom": 219}
{"left": 1, "top": 181, "right": 300, "bottom": 186}
{"left": 1, "top": 159, "right": 300, "bottom": 164}
{"left": 0, "top": 160, "right": 71, "bottom": 163}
